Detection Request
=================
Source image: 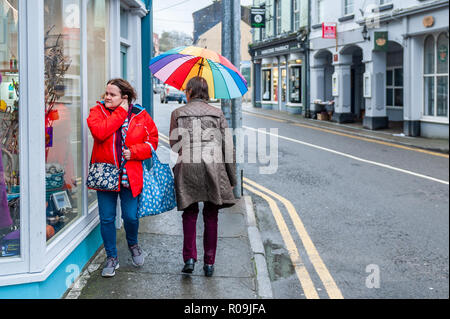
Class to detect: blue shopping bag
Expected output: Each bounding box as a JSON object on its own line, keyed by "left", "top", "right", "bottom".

{"left": 138, "top": 145, "right": 177, "bottom": 217}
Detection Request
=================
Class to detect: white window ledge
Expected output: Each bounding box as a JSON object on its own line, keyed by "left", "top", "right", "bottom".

{"left": 420, "top": 116, "right": 449, "bottom": 125}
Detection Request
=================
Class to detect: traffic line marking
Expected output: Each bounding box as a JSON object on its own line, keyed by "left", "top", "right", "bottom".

{"left": 244, "top": 126, "right": 449, "bottom": 185}
{"left": 243, "top": 111, "right": 449, "bottom": 159}
{"left": 243, "top": 183, "right": 320, "bottom": 299}
{"left": 245, "top": 177, "right": 344, "bottom": 299}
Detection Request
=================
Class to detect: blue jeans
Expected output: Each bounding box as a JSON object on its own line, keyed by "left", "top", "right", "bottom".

{"left": 97, "top": 188, "right": 139, "bottom": 258}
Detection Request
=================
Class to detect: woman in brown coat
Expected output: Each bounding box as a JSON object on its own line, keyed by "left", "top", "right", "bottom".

{"left": 169, "top": 76, "right": 237, "bottom": 277}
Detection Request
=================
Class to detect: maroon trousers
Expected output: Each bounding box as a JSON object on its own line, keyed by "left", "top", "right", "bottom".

{"left": 182, "top": 202, "right": 219, "bottom": 265}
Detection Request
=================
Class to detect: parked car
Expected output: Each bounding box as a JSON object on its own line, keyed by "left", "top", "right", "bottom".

{"left": 160, "top": 85, "right": 187, "bottom": 104}
{"left": 153, "top": 83, "right": 165, "bottom": 94}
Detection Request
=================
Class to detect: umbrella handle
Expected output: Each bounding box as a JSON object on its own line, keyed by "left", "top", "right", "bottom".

{"left": 197, "top": 58, "right": 204, "bottom": 77}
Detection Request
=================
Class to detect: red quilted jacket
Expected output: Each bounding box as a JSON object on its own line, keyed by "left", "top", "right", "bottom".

{"left": 87, "top": 102, "right": 159, "bottom": 198}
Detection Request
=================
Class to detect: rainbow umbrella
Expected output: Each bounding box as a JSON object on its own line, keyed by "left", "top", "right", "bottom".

{"left": 149, "top": 46, "right": 248, "bottom": 100}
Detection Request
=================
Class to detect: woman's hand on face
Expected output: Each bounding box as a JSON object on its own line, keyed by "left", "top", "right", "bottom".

{"left": 123, "top": 149, "right": 131, "bottom": 160}
{"left": 120, "top": 98, "right": 129, "bottom": 112}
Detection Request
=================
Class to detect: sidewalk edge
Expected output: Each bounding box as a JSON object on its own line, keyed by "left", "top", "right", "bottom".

{"left": 243, "top": 195, "right": 273, "bottom": 299}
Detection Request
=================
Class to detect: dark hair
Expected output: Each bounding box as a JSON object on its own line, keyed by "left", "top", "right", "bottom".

{"left": 186, "top": 76, "right": 209, "bottom": 101}
{"left": 107, "top": 78, "right": 137, "bottom": 104}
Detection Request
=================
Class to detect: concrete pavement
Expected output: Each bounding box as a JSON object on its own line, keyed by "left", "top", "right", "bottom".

{"left": 64, "top": 196, "right": 273, "bottom": 299}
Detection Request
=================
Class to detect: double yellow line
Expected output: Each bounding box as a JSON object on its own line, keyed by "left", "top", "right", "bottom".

{"left": 243, "top": 177, "right": 344, "bottom": 299}
{"left": 158, "top": 132, "right": 343, "bottom": 298}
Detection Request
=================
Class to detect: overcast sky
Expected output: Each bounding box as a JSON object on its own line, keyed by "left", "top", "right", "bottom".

{"left": 153, "top": 0, "right": 252, "bottom": 36}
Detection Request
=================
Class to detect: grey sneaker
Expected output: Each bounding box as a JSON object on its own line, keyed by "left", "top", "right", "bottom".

{"left": 102, "top": 257, "right": 119, "bottom": 278}
{"left": 129, "top": 244, "right": 145, "bottom": 267}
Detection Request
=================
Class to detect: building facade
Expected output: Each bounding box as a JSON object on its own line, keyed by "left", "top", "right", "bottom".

{"left": 193, "top": 1, "right": 253, "bottom": 102}
{"left": 0, "top": 0, "right": 151, "bottom": 298}
{"left": 249, "top": 0, "right": 309, "bottom": 114}
{"left": 309, "top": 0, "right": 449, "bottom": 138}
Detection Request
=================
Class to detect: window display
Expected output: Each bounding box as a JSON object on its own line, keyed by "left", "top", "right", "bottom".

{"left": 272, "top": 67, "right": 278, "bottom": 102}
{"left": 289, "top": 66, "right": 301, "bottom": 103}
{"left": 262, "top": 69, "right": 271, "bottom": 101}
{"left": 0, "top": 0, "right": 20, "bottom": 258}
{"left": 44, "top": 0, "right": 82, "bottom": 243}
{"left": 87, "top": 0, "right": 109, "bottom": 208}
{"left": 424, "top": 33, "right": 449, "bottom": 118}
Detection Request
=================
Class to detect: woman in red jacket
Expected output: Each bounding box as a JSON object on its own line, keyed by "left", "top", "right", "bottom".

{"left": 87, "top": 78, "right": 158, "bottom": 277}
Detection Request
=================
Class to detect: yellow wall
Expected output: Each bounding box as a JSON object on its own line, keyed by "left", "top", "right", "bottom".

{"left": 195, "top": 21, "right": 252, "bottom": 62}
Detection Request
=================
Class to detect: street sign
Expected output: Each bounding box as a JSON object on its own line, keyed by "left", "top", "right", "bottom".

{"left": 322, "top": 23, "right": 337, "bottom": 39}
{"left": 251, "top": 6, "right": 266, "bottom": 28}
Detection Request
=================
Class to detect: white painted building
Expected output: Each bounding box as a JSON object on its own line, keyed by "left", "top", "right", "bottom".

{"left": 309, "top": 0, "right": 449, "bottom": 138}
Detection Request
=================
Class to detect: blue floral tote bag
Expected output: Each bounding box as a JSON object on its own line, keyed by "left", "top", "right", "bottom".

{"left": 138, "top": 144, "right": 177, "bottom": 217}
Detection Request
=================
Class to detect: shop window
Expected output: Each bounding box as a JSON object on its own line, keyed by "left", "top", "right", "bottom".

{"left": 44, "top": 0, "right": 82, "bottom": 243}
{"left": 262, "top": 69, "right": 271, "bottom": 101}
{"left": 386, "top": 67, "right": 403, "bottom": 107}
{"left": 272, "top": 67, "right": 279, "bottom": 102}
{"left": 87, "top": 0, "right": 109, "bottom": 208}
{"left": 0, "top": 0, "right": 20, "bottom": 258}
{"left": 289, "top": 66, "right": 301, "bottom": 103}
{"left": 424, "top": 33, "right": 449, "bottom": 118}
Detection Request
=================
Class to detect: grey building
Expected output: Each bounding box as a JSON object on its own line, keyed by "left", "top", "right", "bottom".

{"left": 309, "top": 0, "right": 449, "bottom": 138}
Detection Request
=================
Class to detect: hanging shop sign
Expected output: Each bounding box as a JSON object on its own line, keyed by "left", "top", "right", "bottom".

{"left": 374, "top": 31, "right": 388, "bottom": 51}
{"left": 251, "top": 5, "right": 266, "bottom": 28}
{"left": 322, "top": 23, "right": 337, "bottom": 39}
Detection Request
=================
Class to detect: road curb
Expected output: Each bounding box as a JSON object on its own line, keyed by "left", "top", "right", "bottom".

{"left": 242, "top": 108, "right": 449, "bottom": 154}
{"left": 244, "top": 195, "right": 273, "bottom": 299}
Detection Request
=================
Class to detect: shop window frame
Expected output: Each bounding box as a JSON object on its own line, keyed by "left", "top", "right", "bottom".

{"left": 288, "top": 64, "right": 302, "bottom": 105}
{"left": 261, "top": 68, "right": 272, "bottom": 102}
{"left": 0, "top": 0, "right": 114, "bottom": 286}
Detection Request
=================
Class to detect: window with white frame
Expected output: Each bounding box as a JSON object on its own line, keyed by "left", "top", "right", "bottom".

{"left": 275, "top": 0, "right": 281, "bottom": 35}
{"left": 344, "top": 0, "right": 354, "bottom": 15}
{"left": 292, "top": 0, "right": 300, "bottom": 31}
{"left": 0, "top": 0, "right": 20, "bottom": 258}
{"left": 120, "top": 6, "right": 129, "bottom": 79}
{"left": 386, "top": 67, "right": 403, "bottom": 108}
{"left": 424, "top": 33, "right": 449, "bottom": 118}
{"left": 87, "top": 0, "right": 110, "bottom": 208}
{"left": 44, "top": 0, "right": 83, "bottom": 243}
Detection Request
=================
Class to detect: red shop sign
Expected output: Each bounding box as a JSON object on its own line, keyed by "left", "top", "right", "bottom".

{"left": 322, "top": 23, "right": 337, "bottom": 39}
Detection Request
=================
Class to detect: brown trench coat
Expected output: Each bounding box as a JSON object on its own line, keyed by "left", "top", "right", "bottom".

{"left": 169, "top": 99, "right": 237, "bottom": 211}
